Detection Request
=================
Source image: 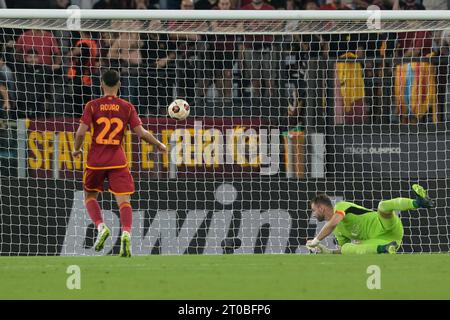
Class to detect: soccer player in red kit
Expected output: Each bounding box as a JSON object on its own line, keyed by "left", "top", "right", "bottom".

{"left": 72, "top": 69, "right": 166, "bottom": 257}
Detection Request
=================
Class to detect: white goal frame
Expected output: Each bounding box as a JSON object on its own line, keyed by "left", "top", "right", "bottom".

{"left": 0, "top": 9, "right": 449, "bottom": 256}
{"left": 1, "top": 9, "right": 450, "bottom": 21}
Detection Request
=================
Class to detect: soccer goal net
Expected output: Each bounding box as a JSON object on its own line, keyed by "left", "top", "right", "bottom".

{"left": 0, "top": 9, "right": 448, "bottom": 255}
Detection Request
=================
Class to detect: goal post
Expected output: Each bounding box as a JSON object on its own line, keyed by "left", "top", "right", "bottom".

{"left": 0, "top": 9, "right": 449, "bottom": 256}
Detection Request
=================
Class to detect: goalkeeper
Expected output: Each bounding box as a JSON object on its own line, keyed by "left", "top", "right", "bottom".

{"left": 306, "top": 184, "right": 434, "bottom": 254}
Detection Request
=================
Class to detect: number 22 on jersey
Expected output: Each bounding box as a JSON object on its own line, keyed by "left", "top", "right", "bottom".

{"left": 95, "top": 117, "right": 124, "bottom": 145}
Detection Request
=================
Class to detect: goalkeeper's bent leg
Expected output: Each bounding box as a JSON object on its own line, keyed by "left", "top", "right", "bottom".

{"left": 378, "top": 198, "right": 415, "bottom": 231}
{"left": 341, "top": 241, "right": 380, "bottom": 255}
{"left": 341, "top": 239, "right": 401, "bottom": 255}
{"left": 377, "top": 198, "right": 417, "bottom": 214}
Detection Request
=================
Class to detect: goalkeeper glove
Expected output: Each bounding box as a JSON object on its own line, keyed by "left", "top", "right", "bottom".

{"left": 315, "top": 243, "right": 333, "bottom": 254}
{"left": 307, "top": 243, "right": 334, "bottom": 255}
{"left": 306, "top": 237, "right": 320, "bottom": 250}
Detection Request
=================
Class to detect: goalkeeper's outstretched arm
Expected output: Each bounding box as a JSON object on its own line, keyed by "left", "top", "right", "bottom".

{"left": 307, "top": 213, "right": 344, "bottom": 248}
{"left": 308, "top": 194, "right": 345, "bottom": 252}
{"left": 317, "top": 213, "right": 343, "bottom": 241}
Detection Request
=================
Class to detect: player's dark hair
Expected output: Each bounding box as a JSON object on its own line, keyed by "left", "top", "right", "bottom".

{"left": 311, "top": 194, "right": 333, "bottom": 208}
{"left": 101, "top": 69, "right": 120, "bottom": 87}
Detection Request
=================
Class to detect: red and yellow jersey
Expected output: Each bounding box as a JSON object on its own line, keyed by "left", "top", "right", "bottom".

{"left": 80, "top": 95, "right": 142, "bottom": 169}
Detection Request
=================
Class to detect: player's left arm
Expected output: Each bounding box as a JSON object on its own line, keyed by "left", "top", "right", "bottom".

{"left": 128, "top": 103, "right": 166, "bottom": 153}
{"left": 133, "top": 125, "right": 167, "bottom": 153}
{"left": 72, "top": 123, "right": 90, "bottom": 157}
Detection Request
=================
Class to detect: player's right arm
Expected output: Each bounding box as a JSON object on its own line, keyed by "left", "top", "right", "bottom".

{"left": 72, "top": 101, "right": 93, "bottom": 157}
{"left": 314, "top": 213, "right": 344, "bottom": 243}
{"left": 313, "top": 229, "right": 349, "bottom": 255}
{"left": 133, "top": 125, "right": 167, "bottom": 153}
{"left": 72, "top": 122, "right": 90, "bottom": 157}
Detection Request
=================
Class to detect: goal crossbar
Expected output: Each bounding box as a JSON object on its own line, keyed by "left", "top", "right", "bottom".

{"left": 1, "top": 9, "right": 450, "bottom": 34}
{"left": 1, "top": 9, "right": 450, "bottom": 21}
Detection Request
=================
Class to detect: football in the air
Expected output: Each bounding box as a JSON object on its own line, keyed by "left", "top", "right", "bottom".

{"left": 168, "top": 99, "right": 190, "bottom": 120}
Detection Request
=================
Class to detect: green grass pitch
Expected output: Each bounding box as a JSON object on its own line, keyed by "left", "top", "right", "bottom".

{"left": 1, "top": 254, "right": 449, "bottom": 299}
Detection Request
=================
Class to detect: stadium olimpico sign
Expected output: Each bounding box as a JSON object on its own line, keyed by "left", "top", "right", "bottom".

{"left": 333, "top": 131, "right": 450, "bottom": 179}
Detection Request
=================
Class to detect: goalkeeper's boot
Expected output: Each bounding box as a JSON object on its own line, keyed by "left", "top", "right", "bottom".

{"left": 377, "top": 241, "right": 399, "bottom": 254}
{"left": 119, "top": 231, "right": 132, "bottom": 258}
{"left": 412, "top": 184, "right": 435, "bottom": 208}
{"left": 94, "top": 224, "right": 111, "bottom": 252}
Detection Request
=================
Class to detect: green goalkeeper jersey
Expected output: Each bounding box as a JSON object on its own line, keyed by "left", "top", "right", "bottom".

{"left": 333, "top": 201, "right": 387, "bottom": 246}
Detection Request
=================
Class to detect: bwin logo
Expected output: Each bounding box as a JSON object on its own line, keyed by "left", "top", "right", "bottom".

{"left": 61, "top": 184, "right": 292, "bottom": 256}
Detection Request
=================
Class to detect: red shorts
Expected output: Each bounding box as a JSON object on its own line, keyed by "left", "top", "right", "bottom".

{"left": 83, "top": 167, "right": 135, "bottom": 195}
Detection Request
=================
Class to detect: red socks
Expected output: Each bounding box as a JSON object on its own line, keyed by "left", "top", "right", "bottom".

{"left": 85, "top": 198, "right": 132, "bottom": 233}
{"left": 119, "top": 202, "right": 133, "bottom": 233}
{"left": 85, "top": 198, "right": 103, "bottom": 227}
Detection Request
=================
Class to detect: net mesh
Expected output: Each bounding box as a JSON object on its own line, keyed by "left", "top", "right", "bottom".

{"left": 0, "top": 14, "right": 449, "bottom": 255}
{"left": 1, "top": 17, "right": 450, "bottom": 34}
{"left": 1, "top": 18, "right": 450, "bottom": 34}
